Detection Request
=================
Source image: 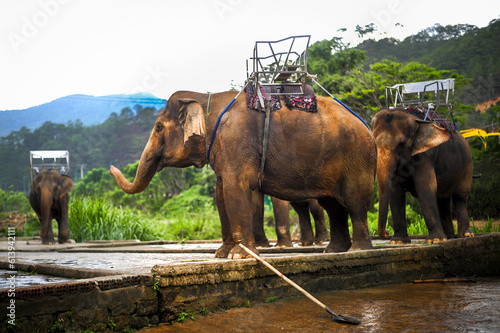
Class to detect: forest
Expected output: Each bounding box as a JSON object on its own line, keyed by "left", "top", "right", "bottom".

{"left": 1, "top": 19, "right": 499, "bottom": 240}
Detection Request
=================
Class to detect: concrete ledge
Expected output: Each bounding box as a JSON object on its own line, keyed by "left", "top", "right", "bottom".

{"left": 1, "top": 233, "right": 499, "bottom": 332}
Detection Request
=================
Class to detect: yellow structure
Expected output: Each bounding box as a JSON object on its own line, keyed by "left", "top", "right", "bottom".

{"left": 460, "top": 129, "right": 500, "bottom": 148}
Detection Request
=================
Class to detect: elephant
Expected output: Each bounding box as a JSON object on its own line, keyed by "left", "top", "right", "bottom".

{"left": 253, "top": 197, "right": 329, "bottom": 248}
{"left": 372, "top": 108, "right": 474, "bottom": 244}
{"left": 28, "top": 169, "right": 74, "bottom": 244}
{"left": 110, "top": 90, "right": 377, "bottom": 259}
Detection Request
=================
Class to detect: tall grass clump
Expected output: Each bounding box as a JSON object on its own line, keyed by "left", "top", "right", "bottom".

{"left": 69, "top": 196, "right": 159, "bottom": 242}
{"left": 365, "top": 202, "right": 426, "bottom": 236}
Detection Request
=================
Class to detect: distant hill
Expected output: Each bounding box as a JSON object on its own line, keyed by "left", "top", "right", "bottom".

{"left": 0, "top": 92, "right": 166, "bottom": 137}
{"left": 355, "top": 19, "right": 500, "bottom": 104}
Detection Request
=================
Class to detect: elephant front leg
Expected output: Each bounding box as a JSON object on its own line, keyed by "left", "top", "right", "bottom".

{"left": 414, "top": 171, "right": 447, "bottom": 243}
{"left": 57, "top": 199, "right": 71, "bottom": 244}
{"left": 253, "top": 193, "right": 269, "bottom": 247}
{"left": 390, "top": 183, "right": 411, "bottom": 244}
{"left": 41, "top": 218, "right": 55, "bottom": 245}
{"left": 214, "top": 180, "right": 235, "bottom": 258}
{"left": 217, "top": 179, "right": 260, "bottom": 259}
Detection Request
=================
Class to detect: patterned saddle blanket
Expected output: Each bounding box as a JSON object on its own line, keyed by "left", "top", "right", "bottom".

{"left": 245, "top": 83, "right": 318, "bottom": 113}
{"left": 405, "top": 106, "right": 456, "bottom": 132}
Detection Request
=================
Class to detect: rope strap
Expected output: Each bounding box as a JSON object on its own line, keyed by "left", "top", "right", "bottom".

{"left": 307, "top": 74, "right": 371, "bottom": 131}
{"left": 207, "top": 84, "right": 248, "bottom": 161}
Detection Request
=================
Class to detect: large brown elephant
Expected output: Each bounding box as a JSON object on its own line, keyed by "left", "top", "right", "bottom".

{"left": 28, "top": 169, "right": 74, "bottom": 244}
{"left": 110, "top": 90, "right": 377, "bottom": 259}
{"left": 253, "top": 197, "right": 329, "bottom": 248}
{"left": 372, "top": 109, "right": 474, "bottom": 244}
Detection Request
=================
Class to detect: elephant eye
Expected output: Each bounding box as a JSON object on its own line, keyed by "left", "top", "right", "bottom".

{"left": 155, "top": 122, "right": 164, "bottom": 132}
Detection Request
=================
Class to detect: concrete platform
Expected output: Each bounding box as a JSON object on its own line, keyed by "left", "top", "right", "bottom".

{"left": 1, "top": 234, "right": 499, "bottom": 332}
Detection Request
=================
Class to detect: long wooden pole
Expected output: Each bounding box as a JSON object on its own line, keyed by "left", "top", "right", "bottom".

{"left": 238, "top": 243, "right": 361, "bottom": 325}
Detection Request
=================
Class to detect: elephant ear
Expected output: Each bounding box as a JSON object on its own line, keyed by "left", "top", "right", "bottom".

{"left": 59, "top": 175, "right": 74, "bottom": 198}
{"left": 178, "top": 98, "right": 205, "bottom": 144}
{"left": 411, "top": 120, "right": 451, "bottom": 156}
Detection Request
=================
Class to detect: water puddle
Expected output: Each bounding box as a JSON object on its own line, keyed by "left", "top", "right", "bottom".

{"left": 0, "top": 269, "right": 72, "bottom": 289}
{"left": 139, "top": 277, "right": 500, "bottom": 332}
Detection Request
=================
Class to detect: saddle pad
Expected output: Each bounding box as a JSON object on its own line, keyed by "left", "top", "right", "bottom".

{"left": 405, "top": 107, "right": 455, "bottom": 132}
{"left": 245, "top": 83, "right": 317, "bottom": 113}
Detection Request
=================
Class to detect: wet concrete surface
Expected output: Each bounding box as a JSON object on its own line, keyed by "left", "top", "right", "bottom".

{"left": 0, "top": 269, "right": 72, "bottom": 289}
{"left": 0, "top": 238, "right": 359, "bottom": 280}
{"left": 138, "top": 277, "right": 500, "bottom": 333}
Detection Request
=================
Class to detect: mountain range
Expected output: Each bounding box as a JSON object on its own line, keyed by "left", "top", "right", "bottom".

{"left": 0, "top": 92, "right": 166, "bottom": 137}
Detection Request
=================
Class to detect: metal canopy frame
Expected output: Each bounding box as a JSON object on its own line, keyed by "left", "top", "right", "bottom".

{"left": 247, "top": 35, "right": 311, "bottom": 95}
{"left": 385, "top": 78, "right": 455, "bottom": 110}
{"left": 30, "top": 150, "right": 70, "bottom": 176}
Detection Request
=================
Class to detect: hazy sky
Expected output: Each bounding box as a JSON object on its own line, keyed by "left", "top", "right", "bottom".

{"left": 1, "top": 0, "right": 499, "bottom": 110}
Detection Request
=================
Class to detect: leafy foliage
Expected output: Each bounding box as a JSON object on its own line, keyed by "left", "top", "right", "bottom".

{"left": 0, "top": 188, "right": 31, "bottom": 215}
{"left": 468, "top": 135, "right": 500, "bottom": 219}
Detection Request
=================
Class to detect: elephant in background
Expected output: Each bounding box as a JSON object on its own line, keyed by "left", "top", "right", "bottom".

{"left": 253, "top": 197, "right": 329, "bottom": 248}
{"left": 111, "top": 90, "right": 377, "bottom": 259}
{"left": 29, "top": 169, "right": 74, "bottom": 244}
{"left": 372, "top": 109, "right": 474, "bottom": 244}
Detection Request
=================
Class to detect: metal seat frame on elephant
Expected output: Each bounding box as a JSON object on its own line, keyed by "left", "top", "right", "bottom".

{"left": 30, "top": 150, "right": 70, "bottom": 182}
{"left": 385, "top": 78, "right": 457, "bottom": 130}
{"left": 247, "top": 35, "right": 311, "bottom": 96}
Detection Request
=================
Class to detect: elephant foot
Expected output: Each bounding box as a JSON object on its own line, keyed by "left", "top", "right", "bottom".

{"left": 379, "top": 229, "right": 390, "bottom": 239}
{"left": 315, "top": 233, "right": 329, "bottom": 245}
{"left": 228, "top": 243, "right": 259, "bottom": 259}
{"left": 215, "top": 243, "right": 234, "bottom": 258}
{"left": 298, "top": 239, "right": 314, "bottom": 246}
{"left": 275, "top": 240, "right": 293, "bottom": 248}
{"left": 42, "top": 238, "right": 55, "bottom": 245}
{"left": 349, "top": 240, "right": 373, "bottom": 251}
{"left": 58, "top": 236, "right": 70, "bottom": 244}
{"left": 426, "top": 237, "right": 447, "bottom": 244}
{"left": 255, "top": 240, "right": 271, "bottom": 248}
{"left": 324, "top": 241, "right": 351, "bottom": 253}
{"left": 459, "top": 231, "right": 474, "bottom": 238}
{"left": 389, "top": 236, "right": 411, "bottom": 244}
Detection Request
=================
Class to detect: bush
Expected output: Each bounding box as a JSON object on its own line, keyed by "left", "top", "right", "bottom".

{"left": 467, "top": 136, "right": 500, "bottom": 219}
{"left": 0, "top": 188, "right": 31, "bottom": 215}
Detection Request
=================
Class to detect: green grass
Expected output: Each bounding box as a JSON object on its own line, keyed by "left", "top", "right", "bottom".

{"left": 470, "top": 217, "right": 500, "bottom": 233}
{"left": 68, "top": 196, "right": 160, "bottom": 242}
{"left": 14, "top": 193, "right": 496, "bottom": 244}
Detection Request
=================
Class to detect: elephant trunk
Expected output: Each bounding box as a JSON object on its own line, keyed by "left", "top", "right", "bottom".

{"left": 39, "top": 187, "right": 52, "bottom": 240}
{"left": 376, "top": 151, "right": 397, "bottom": 239}
{"left": 110, "top": 138, "right": 160, "bottom": 194}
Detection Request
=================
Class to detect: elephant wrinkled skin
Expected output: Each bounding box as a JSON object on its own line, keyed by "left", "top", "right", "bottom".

{"left": 28, "top": 169, "right": 74, "bottom": 245}
{"left": 110, "top": 90, "right": 377, "bottom": 259}
{"left": 372, "top": 109, "right": 474, "bottom": 244}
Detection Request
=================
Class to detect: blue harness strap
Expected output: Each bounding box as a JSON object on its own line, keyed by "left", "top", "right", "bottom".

{"left": 207, "top": 97, "right": 236, "bottom": 160}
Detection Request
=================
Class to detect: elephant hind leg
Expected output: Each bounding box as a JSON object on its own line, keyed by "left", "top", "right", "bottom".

{"left": 320, "top": 198, "right": 351, "bottom": 253}
{"left": 271, "top": 197, "right": 292, "bottom": 248}
{"left": 309, "top": 199, "right": 329, "bottom": 244}
{"left": 291, "top": 201, "right": 315, "bottom": 246}
{"left": 438, "top": 197, "right": 455, "bottom": 239}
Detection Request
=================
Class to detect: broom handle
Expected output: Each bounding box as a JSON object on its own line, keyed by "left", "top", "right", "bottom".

{"left": 238, "top": 243, "right": 326, "bottom": 310}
